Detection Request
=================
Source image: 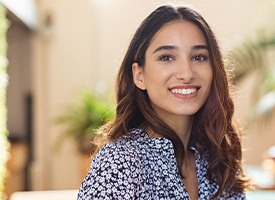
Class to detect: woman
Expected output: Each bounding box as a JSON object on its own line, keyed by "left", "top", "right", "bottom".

{"left": 78, "top": 5, "right": 249, "bottom": 200}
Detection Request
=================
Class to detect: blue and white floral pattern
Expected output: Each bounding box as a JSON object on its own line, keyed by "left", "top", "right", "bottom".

{"left": 77, "top": 128, "right": 245, "bottom": 200}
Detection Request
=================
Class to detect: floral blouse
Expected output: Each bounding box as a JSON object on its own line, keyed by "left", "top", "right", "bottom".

{"left": 77, "top": 128, "right": 245, "bottom": 200}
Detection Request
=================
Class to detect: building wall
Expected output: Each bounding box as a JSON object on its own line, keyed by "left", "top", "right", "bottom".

{"left": 31, "top": 0, "right": 273, "bottom": 190}
{"left": 7, "top": 13, "right": 32, "bottom": 139}
{"left": 6, "top": 10, "right": 33, "bottom": 195}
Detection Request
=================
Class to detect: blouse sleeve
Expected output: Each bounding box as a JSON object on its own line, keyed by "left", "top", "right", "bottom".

{"left": 77, "top": 142, "right": 143, "bottom": 200}
{"left": 221, "top": 190, "right": 246, "bottom": 200}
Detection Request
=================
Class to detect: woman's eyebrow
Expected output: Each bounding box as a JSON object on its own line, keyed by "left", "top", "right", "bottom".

{"left": 192, "top": 44, "right": 209, "bottom": 51}
{"left": 153, "top": 45, "right": 179, "bottom": 54}
{"left": 153, "top": 44, "right": 208, "bottom": 54}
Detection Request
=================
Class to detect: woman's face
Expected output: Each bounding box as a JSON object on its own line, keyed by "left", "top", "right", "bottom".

{"left": 132, "top": 20, "right": 213, "bottom": 123}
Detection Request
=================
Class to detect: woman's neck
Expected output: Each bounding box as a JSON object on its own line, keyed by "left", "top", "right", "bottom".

{"left": 172, "top": 116, "right": 193, "bottom": 154}
{"left": 146, "top": 115, "right": 194, "bottom": 154}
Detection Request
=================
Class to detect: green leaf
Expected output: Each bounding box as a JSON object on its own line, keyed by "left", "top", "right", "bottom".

{"left": 54, "top": 90, "right": 115, "bottom": 152}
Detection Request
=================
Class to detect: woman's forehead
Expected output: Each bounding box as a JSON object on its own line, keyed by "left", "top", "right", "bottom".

{"left": 147, "top": 20, "right": 207, "bottom": 53}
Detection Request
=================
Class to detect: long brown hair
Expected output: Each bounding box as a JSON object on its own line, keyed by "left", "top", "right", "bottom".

{"left": 96, "top": 5, "right": 249, "bottom": 198}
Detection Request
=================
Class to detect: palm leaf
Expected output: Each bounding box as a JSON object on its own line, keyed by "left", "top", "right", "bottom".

{"left": 230, "top": 30, "right": 275, "bottom": 118}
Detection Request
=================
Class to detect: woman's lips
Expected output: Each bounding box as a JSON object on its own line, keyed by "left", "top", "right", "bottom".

{"left": 170, "top": 88, "right": 197, "bottom": 95}
{"left": 169, "top": 85, "right": 201, "bottom": 98}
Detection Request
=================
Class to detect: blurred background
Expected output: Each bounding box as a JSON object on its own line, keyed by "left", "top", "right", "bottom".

{"left": 0, "top": 0, "right": 275, "bottom": 199}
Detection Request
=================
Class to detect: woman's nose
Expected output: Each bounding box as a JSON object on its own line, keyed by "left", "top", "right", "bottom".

{"left": 174, "top": 60, "right": 195, "bottom": 82}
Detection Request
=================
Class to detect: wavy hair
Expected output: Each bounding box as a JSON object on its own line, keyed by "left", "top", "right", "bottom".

{"left": 96, "top": 5, "right": 249, "bottom": 198}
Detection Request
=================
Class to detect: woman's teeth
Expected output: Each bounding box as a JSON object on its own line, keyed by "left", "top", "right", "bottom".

{"left": 170, "top": 88, "right": 197, "bottom": 95}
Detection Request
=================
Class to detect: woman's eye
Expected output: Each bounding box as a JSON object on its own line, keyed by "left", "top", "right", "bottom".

{"left": 192, "top": 54, "right": 208, "bottom": 62}
{"left": 159, "top": 55, "right": 174, "bottom": 62}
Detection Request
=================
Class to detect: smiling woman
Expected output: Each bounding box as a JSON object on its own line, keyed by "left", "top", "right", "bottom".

{"left": 132, "top": 21, "right": 213, "bottom": 125}
{"left": 77, "top": 5, "right": 250, "bottom": 200}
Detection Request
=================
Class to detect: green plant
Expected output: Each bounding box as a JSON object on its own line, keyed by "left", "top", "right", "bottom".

{"left": 0, "top": 5, "right": 9, "bottom": 200}
{"left": 55, "top": 90, "right": 115, "bottom": 154}
{"left": 230, "top": 14, "right": 275, "bottom": 120}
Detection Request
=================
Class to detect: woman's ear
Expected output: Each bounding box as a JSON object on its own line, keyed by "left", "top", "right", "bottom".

{"left": 132, "top": 62, "right": 146, "bottom": 90}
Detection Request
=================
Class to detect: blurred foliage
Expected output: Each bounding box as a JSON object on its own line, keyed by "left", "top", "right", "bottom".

{"left": 0, "top": 5, "right": 9, "bottom": 200}
{"left": 231, "top": 13, "right": 275, "bottom": 120}
{"left": 55, "top": 90, "right": 115, "bottom": 154}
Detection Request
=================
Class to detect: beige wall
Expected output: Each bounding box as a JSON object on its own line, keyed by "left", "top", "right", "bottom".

{"left": 31, "top": 0, "right": 274, "bottom": 190}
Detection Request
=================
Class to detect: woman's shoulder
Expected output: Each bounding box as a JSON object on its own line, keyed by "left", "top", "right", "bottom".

{"left": 100, "top": 128, "right": 148, "bottom": 149}
{"left": 78, "top": 128, "right": 149, "bottom": 199}
{"left": 92, "top": 128, "right": 149, "bottom": 166}
{"left": 91, "top": 127, "right": 176, "bottom": 171}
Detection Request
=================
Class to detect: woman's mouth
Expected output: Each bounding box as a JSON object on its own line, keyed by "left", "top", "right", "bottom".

{"left": 170, "top": 88, "right": 198, "bottom": 95}
{"left": 170, "top": 88, "right": 197, "bottom": 95}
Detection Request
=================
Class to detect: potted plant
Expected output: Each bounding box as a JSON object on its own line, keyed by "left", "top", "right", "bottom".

{"left": 55, "top": 90, "right": 115, "bottom": 154}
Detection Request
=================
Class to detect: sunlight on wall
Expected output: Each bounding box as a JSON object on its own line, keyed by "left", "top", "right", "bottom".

{"left": 0, "top": 0, "right": 37, "bottom": 29}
